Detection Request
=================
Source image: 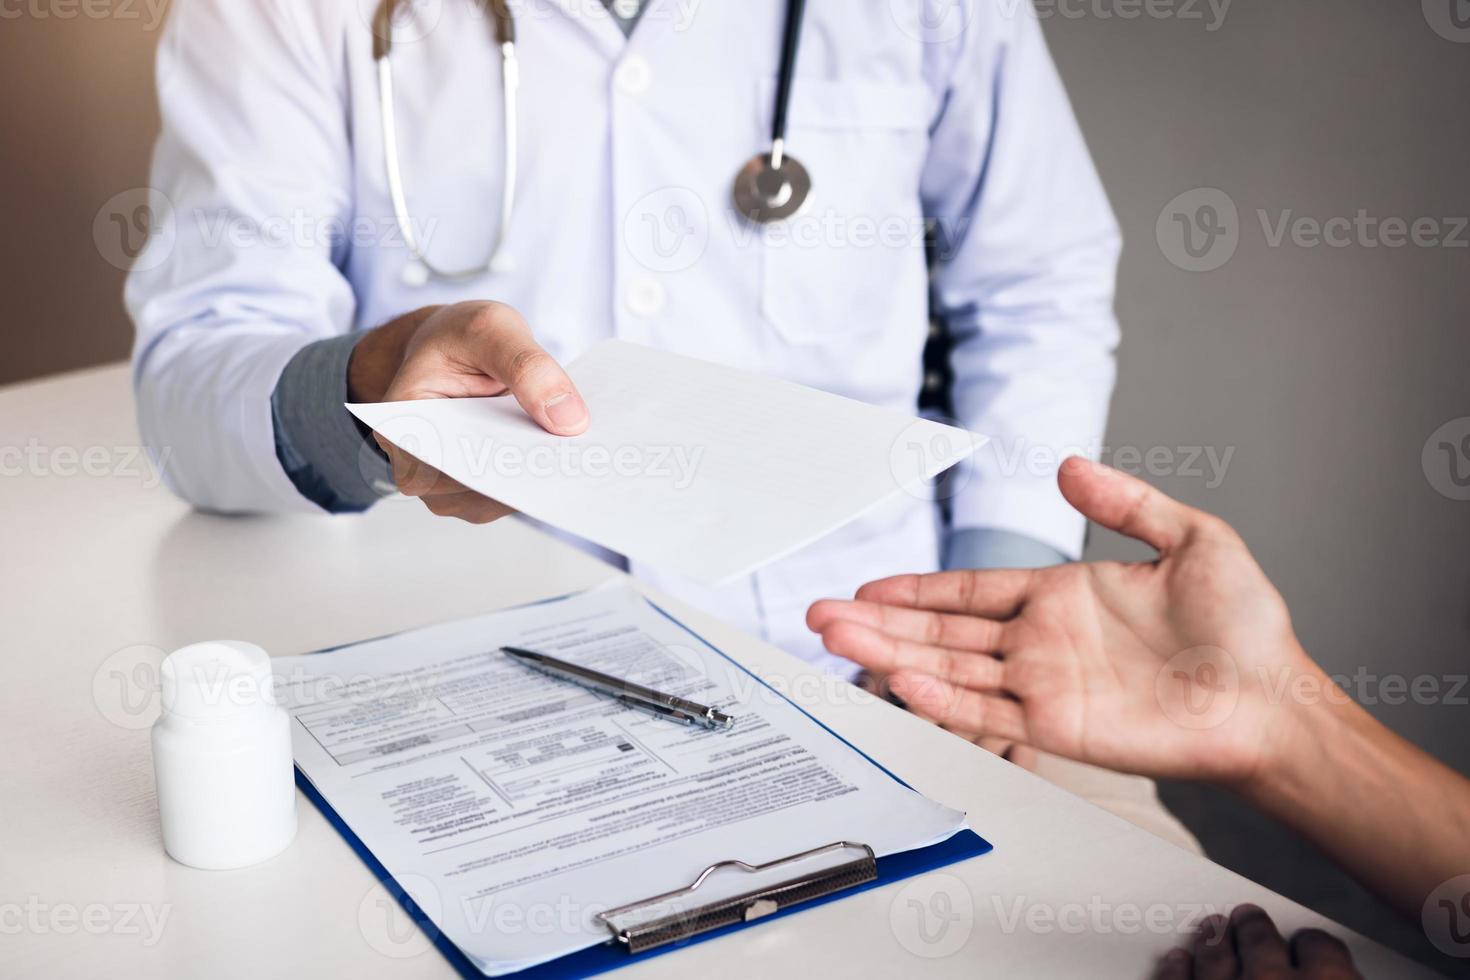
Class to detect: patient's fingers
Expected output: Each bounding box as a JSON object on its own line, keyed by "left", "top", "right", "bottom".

{"left": 855, "top": 569, "right": 1033, "bottom": 619}
{"left": 1289, "top": 928, "right": 1358, "bottom": 976}
{"left": 1230, "top": 905, "right": 1291, "bottom": 976}
{"left": 1151, "top": 948, "right": 1192, "bottom": 980}
{"left": 888, "top": 673, "right": 1029, "bottom": 743}
{"left": 818, "top": 620, "right": 1005, "bottom": 691}
{"left": 806, "top": 599, "right": 1004, "bottom": 652}
{"left": 973, "top": 736, "right": 1015, "bottom": 758}
{"left": 1191, "top": 915, "right": 1238, "bottom": 980}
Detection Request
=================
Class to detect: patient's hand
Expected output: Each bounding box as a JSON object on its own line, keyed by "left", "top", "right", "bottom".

{"left": 807, "top": 458, "right": 1327, "bottom": 785}
{"left": 1158, "top": 906, "right": 1362, "bottom": 979}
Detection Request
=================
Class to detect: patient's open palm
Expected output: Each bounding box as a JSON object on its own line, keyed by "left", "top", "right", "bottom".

{"left": 807, "top": 460, "right": 1318, "bottom": 783}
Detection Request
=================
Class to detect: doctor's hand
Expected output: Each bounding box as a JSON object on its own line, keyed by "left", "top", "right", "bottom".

{"left": 807, "top": 458, "right": 1326, "bottom": 787}
{"left": 348, "top": 301, "right": 589, "bottom": 524}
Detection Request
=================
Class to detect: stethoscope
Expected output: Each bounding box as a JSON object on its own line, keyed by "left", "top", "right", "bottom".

{"left": 372, "top": 0, "right": 811, "bottom": 286}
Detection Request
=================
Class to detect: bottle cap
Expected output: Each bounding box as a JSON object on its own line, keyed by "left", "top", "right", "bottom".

{"left": 159, "top": 640, "right": 277, "bottom": 721}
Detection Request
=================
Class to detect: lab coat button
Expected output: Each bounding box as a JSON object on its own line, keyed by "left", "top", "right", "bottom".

{"left": 625, "top": 277, "right": 666, "bottom": 316}
{"left": 614, "top": 57, "right": 652, "bottom": 96}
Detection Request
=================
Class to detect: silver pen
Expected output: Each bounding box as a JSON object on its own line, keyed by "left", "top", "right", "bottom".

{"left": 502, "top": 646, "right": 735, "bottom": 730}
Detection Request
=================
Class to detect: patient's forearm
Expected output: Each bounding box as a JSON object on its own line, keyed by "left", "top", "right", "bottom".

{"left": 1237, "top": 665, "right": 1470, "bottom": 918}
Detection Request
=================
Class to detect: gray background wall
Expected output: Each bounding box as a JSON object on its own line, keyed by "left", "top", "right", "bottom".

{"left": 2, "top": 0, "right": 1466, "bottom": 972}
{"left": 1042, "top": 2, "right": 1470, "bottom": 974}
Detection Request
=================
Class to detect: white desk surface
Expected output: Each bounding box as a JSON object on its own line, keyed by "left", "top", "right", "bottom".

{"left": 0, "top": 365, "right": 1431, "bottom": 979}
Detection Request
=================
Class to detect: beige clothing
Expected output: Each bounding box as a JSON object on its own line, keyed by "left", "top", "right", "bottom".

{"left": 854, "top": 673, "right": 1203, "bottom": 854}
{"left": 1011, "top": 745, "right": 1203, "bottom": 854}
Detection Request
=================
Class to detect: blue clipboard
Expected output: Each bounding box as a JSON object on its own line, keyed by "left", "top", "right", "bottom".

{"left": 295, "top": 591, "right": 994, "bottom": 979}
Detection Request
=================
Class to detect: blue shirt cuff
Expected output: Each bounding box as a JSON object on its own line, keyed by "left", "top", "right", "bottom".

{"left": 943, "top": 528, "right": 1069, "bottom": 572}
{"left": 270, "top": 333, "right": 395, "bottom": 514}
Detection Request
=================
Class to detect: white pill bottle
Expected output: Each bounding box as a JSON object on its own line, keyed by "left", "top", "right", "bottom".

{"left": 151, "top": 641, "right": 298, "bottom": 870}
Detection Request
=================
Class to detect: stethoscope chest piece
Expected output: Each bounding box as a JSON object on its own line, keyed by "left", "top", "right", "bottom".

{"left": 733, "top": 150, "right": 811, "bottom": 225}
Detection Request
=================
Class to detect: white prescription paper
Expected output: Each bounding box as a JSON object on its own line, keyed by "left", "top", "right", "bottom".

{"left": 348, "top": 341, "right": 983, "bottom": 585}
{"left": 277, "top": 584, "right": 967, "bottom": 976}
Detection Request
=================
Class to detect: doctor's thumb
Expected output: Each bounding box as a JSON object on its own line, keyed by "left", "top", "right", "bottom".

{"left": 484, "top": 335, "right": 591, "bottom": 437}
{"left": 539, "top": 390, "right": 590, "bottom": 435}
{"left": 506, "top": 349, "right": 588, "bottom": 436}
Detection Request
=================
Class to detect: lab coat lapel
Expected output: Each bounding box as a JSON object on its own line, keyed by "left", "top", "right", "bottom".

{"left": 543, "top": 0, "right": 626, "bottom": 57}
{"left": 619, "top": 0, "right": 682, "bottom": 56}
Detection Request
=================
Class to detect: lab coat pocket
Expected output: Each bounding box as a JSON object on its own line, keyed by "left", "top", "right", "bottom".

{"left": 756, "top": 79, "right": 933, "bottom": 348}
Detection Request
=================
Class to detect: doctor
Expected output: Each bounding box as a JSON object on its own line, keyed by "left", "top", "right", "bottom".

{"left": 129, "top": 0, "right": 1137, "bottom": 807}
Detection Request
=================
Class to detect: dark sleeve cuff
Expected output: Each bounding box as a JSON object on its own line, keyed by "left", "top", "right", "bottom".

{"left": 270, "top": 333, "right": 395, "bottom": 514}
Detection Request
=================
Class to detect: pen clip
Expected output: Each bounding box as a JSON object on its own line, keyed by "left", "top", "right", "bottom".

{"left": 618, "top": 694, "right": 698, "bottom": 726}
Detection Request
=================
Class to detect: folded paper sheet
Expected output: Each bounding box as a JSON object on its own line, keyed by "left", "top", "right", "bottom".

{"left": 349, "top": 341, "right": 983, "bottom": 584}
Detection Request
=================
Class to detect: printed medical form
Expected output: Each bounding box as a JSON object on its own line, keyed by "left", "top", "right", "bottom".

{"left": 276, "top": 584, "right": 967, "bottom": 975}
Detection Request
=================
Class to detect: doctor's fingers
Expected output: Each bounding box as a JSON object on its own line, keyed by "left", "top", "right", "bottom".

{"left": 420, "top": 490, "right": 514, "bottom": 525}
{"left": 818, "top": 620, "right": 1006, "bottom": 694}
{"left": 386, "top": 445, "right": 513, "bottom": 525}
{"left": 806, "top": 598, "right": 1005, "bottom": 652}
{"left": 855, "top": 569, "right": 1034, "bottom": 619}
{"left": 384, "top": 442, "right": 476, "bottom": 498}
{"left": 887, "top": 672, "right": 1030, "bottom": 744}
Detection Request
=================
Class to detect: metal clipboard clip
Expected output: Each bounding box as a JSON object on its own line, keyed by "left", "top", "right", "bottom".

{"left": 593, "top": 841, "right": 877, "bottom": 954}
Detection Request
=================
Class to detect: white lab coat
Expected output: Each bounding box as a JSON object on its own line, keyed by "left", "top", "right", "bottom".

{"left": 127, "top": 0, "right": 1120, "bottom": 673}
